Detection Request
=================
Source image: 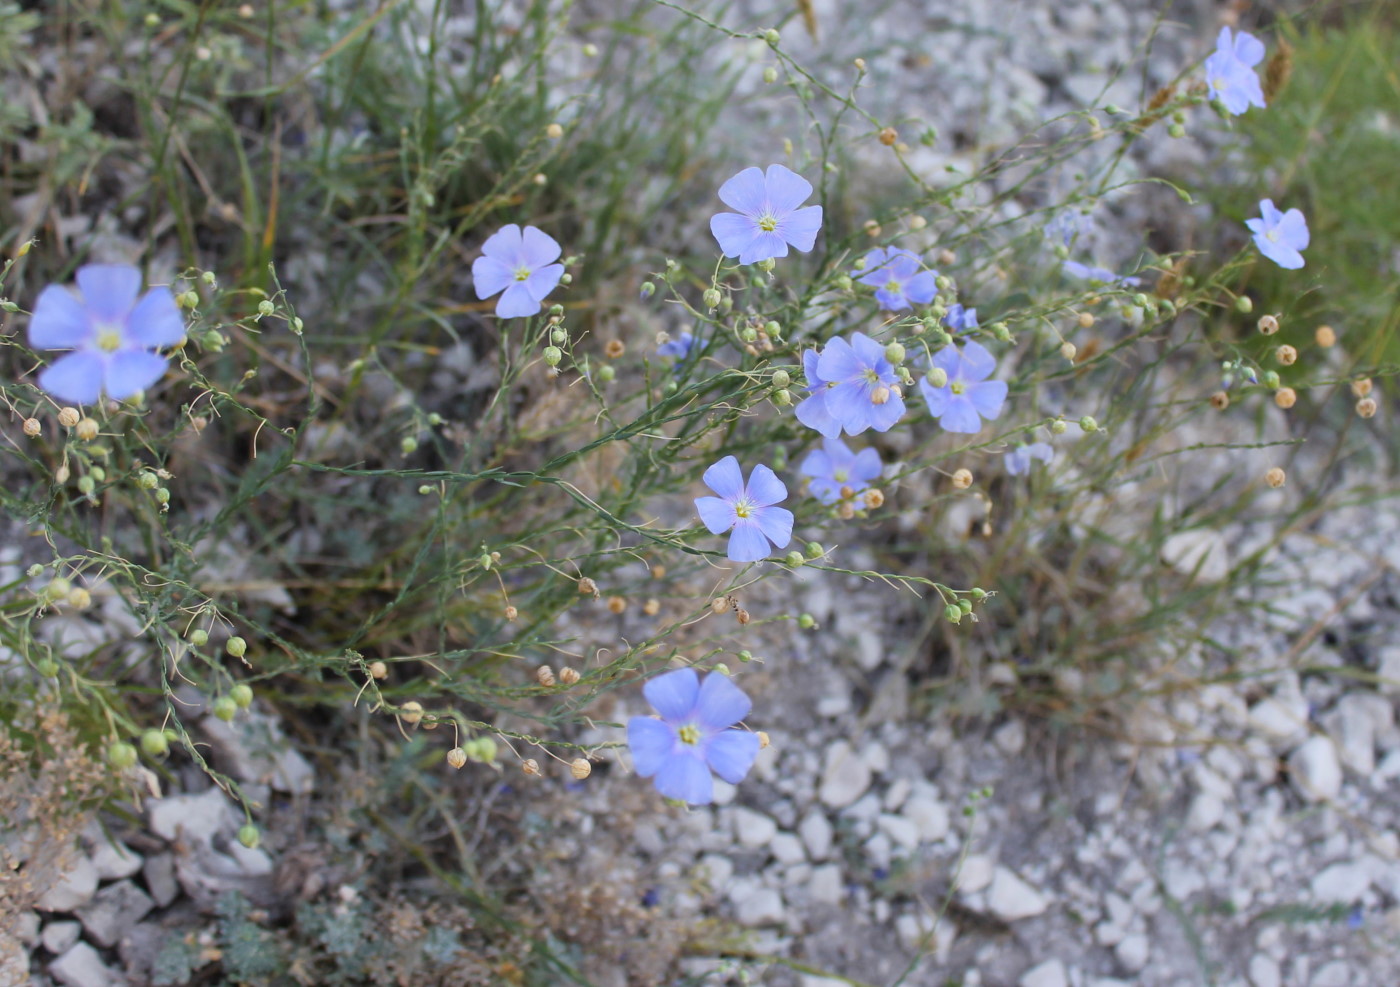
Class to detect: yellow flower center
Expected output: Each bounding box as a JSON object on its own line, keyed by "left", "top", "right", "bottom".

{"left": 514, "top": 265, "right": 532, "bottom": 281}
{"left": 1265, "top": 229, "right": 1280, "bottom": 243}
{"left": 733, "top": 497, "right": 753, "bottom": 519}
{"left": 757, "top": 213, "right": 778, "bottom": 232}
{"left": 862, "top": 368, "right": 880, "bottom": 384}
{"left": 95, "top": 325, "right": 123, "bottom": 353}
{"left": 885, "top": 279, "right": 901, "bottom": 293}
{"left": 834, "top": 469, "right": 849, "bottom": 482}
{"left": 950, "top": 380, "right": 966, "bottom": 395}
{"left": 677, "top": 724, "right": 700, "bottom": 745}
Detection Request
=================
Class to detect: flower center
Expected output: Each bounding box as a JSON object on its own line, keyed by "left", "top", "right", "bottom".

{"left": 833, "top": 469, "right": 849, "bottom": 482}
{"left": 862, "top": 368, "right": 881, "bottom": 385}
{"left": 95, "top": 325, "right": 123, "bottom": 353}
{"left": 733, "top": 497, "right": 754, "bottom": 519}
{"left": 885, "top": 279, "right": 902, "bottom": 293}
{"left": 1265, "top": 229, "right": 1280, "bottom": 243}
{"left": 677, "top": 724, "right": 700, "bottom": 746}
{"left": 514, "top": 265, "right": 532, "bottom": 281}
{"left": 950, "top": 380, "right": 966, "bottom": 395}
{"left": 757, "top": 213, "right": 778, "bottom": 233}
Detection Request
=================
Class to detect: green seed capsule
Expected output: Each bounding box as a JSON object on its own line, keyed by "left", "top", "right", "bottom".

{"left": 944, "top": 604, "right": 962, "bottom": 623}
{"left": 212, "top": 697, "right": 238, "bottom": 722}
{"left": 958, "top": 598, "right": 973, "bottom": 614}
{"left": 230, "top": 684, "right": 254, "bottom": 708}
{"left": 189, "top": 628, "right": 209, "bottom": 647}
{"left": 237, "top": 824, "right": 260, "bottom": 849}
{"left": 805, "top": 541, "right": 824, "bottom": 559}
{"left": 771, "top": 370, "right": 791, "bottom": 389}
{"left": 108, "top": 742, "right": 138, "bottom": 770}
{"left": 227, "top": 636, "right": 247, "bottom": 658}
{"left": 1079, "top": 416, "right": 1098, "bottom": 432}
{"left": 141, "top": 729, "right": 169, "bottom": 757}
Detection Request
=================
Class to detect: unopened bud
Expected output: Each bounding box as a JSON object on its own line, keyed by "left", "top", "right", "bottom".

{"left": 570, "top": 757, "right": 592, "bottom": 779}
{"left": 1357, "top": 397, "right": 1378, "bottom": 419}
{"left": 400, "top": 436, "right": 418, "bottom": 454}
{"left": 1235, "top": 295, "right": 1254, "bottom": 314}
{"left": 447, "top": 747, "right": 468, "bottom": 769}
{"left": 1262, "top": 370, "right": 1281, "bottom": 389}
{"left": 1275, "top": 344, "right": 1297, "bottom": 365}
{"left": 797, "top": 613, "right": 816, "bottom": 629}
{"left": 1257, "top": 314, "right": 1279, "bottom": 335}
{"left": 1264, "top": 467, "right": 1286, "bottom": 488}
{"left": 1275, "top": 387, "right": 1297, "bottom": 409}
{"left": 951, "top": 468, "right": 973, "bottom": 490}
{"left": 536, "top": 665, "right": 556, "bottom": 687}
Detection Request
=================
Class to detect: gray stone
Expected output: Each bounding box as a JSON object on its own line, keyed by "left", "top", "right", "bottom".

{"left": 818, "top": 740, "right": 871, "bottom": 809}
{"left": 48, "top": 941, "right": 115, "bottom": 987}
{"left": 199, "top": 709, "right": 315, "bottom": 795}
{"left": 75, "top": 879, "right": 154, "bottom": 948}
{"left": 731, "top": 807, "right": 778, "bottom": 849}
{"left": 993, "top": 719, "right": 1025, "bottom": 755}
{"left": 903, "top": 796, "right": 951, "bottom": 842}
{"left": 808, "top": 864, "right": 844, "bottom": 906}
{"left": 1376, "top": 647, "right": 1400, "bottom": 697}
{"left": 1310, "top": 861, "right": 1371, "bottom": 903}
{"left": 877, "top": 813, "right": 920, "bottom": 851}
{"left": 1019, "top": 958, "right": 1069, "bottom": 987}
{"left": 36, "top": 854, "right": 98, "bottom": 913}
{"left": 1248, "top": 696, "right": 1309, "bottom": 751}
{"left": 798, "top": 811, "right": 833, "bottom": 861}
{"left": 696, "top": 854, "right": 733, "bottom": 894}
{"left": 732, "top": 884, "right": 784, "bottom": 926}
{"left": 84, "top": 828, "right": 142, "bottom": 881}
{"left": 41, "top": 920, "right": 81, "bottom": 955}
{"left": 142, "top": 852, "right": 179, "bottom": 908}
{"left": 1311, "top": 961, "right": 1352, "bottom": 987}
{"left": 14, "top": 910, "right": 39, "bottom": 947}
{"left": 1249, "top": 954, "right": 1281, "bottom": 987}
{"left": 1162, "top": 529, "right": 1230, "bottom": 582}
{"left": 987, "top": 867, "right": 1050, "bottom": 921}
{"left": 1288, "top": 737, "right": 1343, "bottom": 802}
{"left": 1114, "top": 933, "right": 1149, "bottom": 974}
{"left": 957, "top": 854, "right": 995, "bottom": 894}
{"left": 770, "top": 832, "right": 806, "bottom": 866}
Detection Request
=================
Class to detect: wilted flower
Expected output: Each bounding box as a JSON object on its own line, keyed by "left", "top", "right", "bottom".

{"left": 27, "top": 265, "right": 186, "bottom": 404}
{"left": 918, "top": 340, "right": 1008, "bottom": 433}
{"left": 853, "top": 247, "right": 938, "bottom": 312}
{"left": 472, "top": 224, "right": 565, "bottom": 318}
{"left": 694, "top": 455, "right": 794, "bottom": 562}
{"left": 800, "top": 436, "right": 882, "bottom": 505}
{"left": 1204, "top": 26, "right": 1266, "bottom": 116}
{"left": 709, "top": 164, "right": 823, "bottom": 264}
{"left": 1246, "top": 199, "right": 1309, "bottom": 270}
{"left": 1005, "top": 442, "right": 1054, "bottom": 476}
{"left": 627, "top": 667, "right": 761, "bottom": 805}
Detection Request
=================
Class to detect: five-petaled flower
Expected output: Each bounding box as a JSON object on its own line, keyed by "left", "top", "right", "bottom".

{"left": 472, "top": 224, "right": 565, "bottom": 318}
{"left": 1005, "top": 442, "right": 1054, "bottom": 476}
{"left": 943, "top": 303, "right": 979, "bottom": 332}
{"left": 795, "top": 332, "right": 904, "bottom": 437}
{"left": 1062, "top": 260, "right": 1142, "bottom": 287}
{"left": 854, "top": 247, "right": 938, "bottom": 312}
{"left": 919, "top": 340, "right": 1008, "bottom": 434}
{"left": 709, "top": 164, "right": 823, "bottom": 265}
{"left": 695, "top": 455, "right": 794, "bottom": 562}
{"left": 27, "top": 264, "right": 186, "bottom": 405}
{"left": 801, "top": 436, "right": 882, "bottom": 505}
{"left": 627, "top": 667, "right": 761, "bottom": 805}
{"left": 1204, "top": 27, "right": 1266, "bottom": 117}
{"left": 657, "top": 332, "right": 694, "bottom": 360}
{"left": 1246, "top": 199, "right": 1309, "bottom": 270}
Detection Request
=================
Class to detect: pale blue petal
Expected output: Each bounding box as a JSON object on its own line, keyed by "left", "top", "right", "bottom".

{"left": 694, "top": 672, "right": 752, "bottom": 731}
{"left": 903, "top": 271, "right": 938, "bottom": 305}
{"left": 643, "top": 667, "right": 699, "bottom": 721}
{"left": 874, "top": 286, "right": 909, "bottom": 311}
{"left": 803, "top": 349, "right": 826, "bottom": 386}
{"left": 104, "top": 350, "right": 168, "bottom": 400}
{"left": 816, "top": 338, "right": 861, "bottom": 383}
{"left": 763, "top": 164, "right": 814, "bottom": 213}
{"left": 1233, "top": 30, "right": 1265, "bottom": 67}
{"left": 1278, "top": 209, "right": 1309, "bottom": 250}
{"left": 696, "top": 495, "right": 737, "bottom": 534}
{"left": 1258, "top": 199, "right": 1281, "bottom": 224}
{"left": 808, "top": 477, "right": 842, "bottom": 504}
{"left": 126, "top": 288, "right": 185, "bottom": 347}
{"left": 472, "top": 256, "right": 516, "bottom": 299}
{"left": 795, "top": 392, "right": 842, "bottom": 437}
{"left": 918, "top": 378, "right": 951, "bottom": 416}
{"left": 37, "top": 351, "right": 104, "bottom": 404}
{"left": 702, "top": 455, "right": 745, "bottom": 500}
{"left": 867, "top": 392, "right": 905, "bottom": 432}
{"left": 854, "top": 247, "right": 890, "bottom": 281}
{"left": 28, "top": 285, "right": 92, "bottom": 349}
{"left": 524, "top": 263, "right": 564, "bottom": 303}
{"left": 931, "top": 347, "right": 962, "bottom": 376}
{"left": 628, "top": 717, "right": 678, "bottom": 777}
{"left": 1027, "top": 442, "right": 1055, "bottom": 464}
{"left": 480, "top": 224, "right": 525, "bottom": 266}
{"left": 939, "top": 395, "right": 983, "bottom": 434}
{"left": 851, "top": 447, "right": 883, "bottom": 483}
{"left": 717, "top": 167, "right": 767, "bottom": 215}
{"left": 960, "top": 340, "right": 997, "bottom": 382}
{"left": 780, "top": 205, "right": 822, "bottom": 253}
{"left": 705, "top": 730, "right": 761, "bottom": 784}
{"left": 727, "top": 520, "right": 770, "bottom": 562}
{"left": 1214, "top": 26, "right": 1233, "bottom": 54}
{"left": 800, "top": 448, "right": 832, "bottom": 480}
{"left": 1005, "top": 447, "right": 1031, "bottom": 476}
{"left": 710, "top": 212, "right": 757, "bottom": 259}
{"left": 849, "top": 332, "right": 885, "bottom": 369}
{"left": 494, "top": 283, "right": 541, "bottom": 318}
{"left": 75, "top": 266, "right": 140, "bottom": 322}
{"left": 520, "top": 226, "right": 561, "bottom": 267}
{"left": 745, "top": 463, "right": 787, "bottom": 507}
{"left": 826, "top": 382, "right": 873, "bottom": 434}
{"left": 739, "top": 231, "right": 790, "bottom": 265}
{"left": 968, "top": 379, "right": 1008, "bottom": 420}
{"left": 754, "top": 505, "right": 793, "bottom": 550}
{"left": 653, "top": 751, "right": 713, "bottom": 804}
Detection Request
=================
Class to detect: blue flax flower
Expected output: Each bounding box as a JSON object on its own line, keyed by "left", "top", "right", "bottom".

{"left": 943, "top": 303, "right": 979, "bottom": 332}
{"left": 1204, "top": 27, "right": 1266, "bottom": 116}
{"left": 627, "top": 667, "right": 761, "bottom": 805}
{"left": 919, "top": 340, "right": 1007, "bottom": 434}
{"left": 1005, "top": 442, "right": 1054, "bottom": 476}
{"left": 1062, "top": 260, "right": 1142, "bottom": 287}
{"left": 796, "top": 332, "right": 904, "bottom": 437}
{"left": 28, "top": 265, "right": 185, "bottom": 405}
{"left": 801, "top": 436, "right": 882, "bottom": 505}
{"left": 1246, "top": 199, "right": 1309, "bottom": 270}
{"left": 710, "top": 164, "right": 823, "bottom": 265}
{"left": 695, "top": 455, "right": 794, "bottom": 563}
{"left": 854, "top": 247, "right": 938, "bottom": 312}
{"left": 1044, "top": 210, "right": 1093, "bottom": 249}
{"left": 657, "top": 332, "right": 694, "bottom": 360}
{"left": 472, "top": 224, "right": 564, "bottom": 318}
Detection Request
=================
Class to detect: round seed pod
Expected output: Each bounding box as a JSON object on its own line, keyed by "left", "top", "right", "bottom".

{"left": 1209, "top": 391, "right": 1229, "bottom": 410}
{"left": 57, "top": 407, "right": 80, "bottom": 428}
{"left": 400, "top": 701, "right": 424, "bottom": 725}
{"left": 951, "top": 468, "right": 973, "bottom": 490}
{"left": 570, "top": 758, "right": 592, "bottom": 780}
{"left": 1275, "top": 344, "right": 1297, "bottom": 366}
{"left": 1356, "top": 397, "right": 1378, "bottom": 419}
{"left": 1257, "top": 314, "right": 1279, "bottom": 335}
{"left": 558, "top": 667, "right": 580, "bottom": 686}
{"left": 447, "top": 747, "right": 468, "bottom": 770}
{"left": 521, "top": 758, "right": 542, "bottom": 777}
{"left": 1265, "top": 467, "right": 1286, "bottom": 488}
{"left": 1274, "top": 387, "right": 1297, "bottom": 409}
{"left": 22, "top": 418, "right": 40, "bottom": 437}
{"left": 1315, "top": 325, "right": 1336, "bottom": 347}
{"left": 536, "top": 665, "right": 556, "bottom": 687}
{"left": 75, "top": 418, "right": 99, "bottom": 441}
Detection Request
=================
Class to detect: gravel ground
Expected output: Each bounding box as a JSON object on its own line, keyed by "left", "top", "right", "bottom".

{"left": 11, "top": 2, "right": 1400, "bottom": 987}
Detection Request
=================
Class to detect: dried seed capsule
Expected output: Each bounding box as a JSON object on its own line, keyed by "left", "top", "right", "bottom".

{"left": 447, "top": 747, "right": 468, "bottom": 769}
{"left": 1077, "top": 312, "right": 1095, "bottom": 329}
{"left": 559, "top": 667, "right": 580, "bottom": 685}
{"left": 369, "top": 660, "right": 388, "bottom": 680}
{"left": 1314, "top": 325, "right": 1336, "bottom": 347}
{"left": 22, "top": 418, "right": 40, "bottom": 437}
{"left": 1265, "top": 467, "right": 1286, "bottom": 488}
{"left": 757, "top": 731, "right": 770, "bottom": 749}
{"left": 1274, "top": 387, "right": 1297, "bottom": 409}
{"left": 878, "top": 126, "right": 898, "bottom": 145}
{"left": 536, "top": 665, "right": 556, "bottom": 687}
{"left": 863, "top": 488, "right": 884, "bottom": 508}
{"left": 604, "top": 339, "right": 625, "bottom": 359}
{"left": 577, "top": 576, "right": 598, "bottom": 596}
{"left": 1357, "top": 397, "right": 1378, "bottom": 419}
{"left": 521, "top": 758, "right": 542, "bottom": 777}
{"left": 75, "top": 418, "right": 99, "bottom": 441}
{"left": 1275, "top": 344, "right": 1297, "bottom": 366}
{"left": 711, "top": 597, "right": 729, "bottom": 615}
{"left": 642, "top": 598, "right": 660, "bottom": 616}
{"left": 951, "top": 468, "right": 973, "bottom": 490}
{"left": 1351, "top": 378, "right": 1373, "bottom": 398}
{"left": 570, "top": 758, "right": 591, "bottom": 779}
{"left": 606, "top": 595, "right": 626, "bottom": 614}
{"left": 1257, "top": 314, "right": 1279, "bottom": 335}
{"left": 1060, "top": 342, "right": 1077, "bottom": 361}
{"left": 504, "top": 605, "right": 518, "bottom": 621}
{"left": 400, "top": 701, "right": 424, "bottom": 725}
{"left": 57, "top": 407, "right": 80, "bottom": 428}
{"left": 736, "top": 608, "right": 751, "bottom": 625}
{"left": 1209, "top": 391, "right": 1229, "bottom": 410}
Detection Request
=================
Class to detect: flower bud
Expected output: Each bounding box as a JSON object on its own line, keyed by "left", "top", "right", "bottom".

{"left": 884, "top": 342, "right": 906, "bottom": 364}
{"left": 1209, "top": 391, "right": 1229, "bottom": 410}
{"left": 926, "top": 367, "right": 948, "bottom": 388}
{"left": 763, "top": 66, "right": 778, "bottom": 84}
{"left": 639, "top": 280, "right": 655, "bottom": 299}
{"left": 863, "top": 219, "right": 882, "bottom": 238}
{"left": 1315, "top": 325, "right": 1336, "bottom": 347}
{"left": 230, "top": 683, "right": 253, "bottom": 708}
{"left": 1275, "top": 387, "right": 1297, "bottom": 409}
{"left": 141, "top": 729, "right": 169, "bottom": 757}
{"left": 1257, "top": 314, "right": 1279, "bottom": 335}
{"left": 1264, "top": 467, "right": 1286, "bottom": 488}
{"left": 1275, "top": 344, "right": 1297, "bottom": 365}
{"left": 54, "top": 465, "right": 70, "bottom": 484}
{"left": 447, "top": 747, "right": 467, "bottom": 769}
{"left": 559, "top": 667, "right": 580, "bottom": 685}
{"left": 212, "top": 697, "right": 238, "bottom": 722}
{"left": 1262, "top": 370, "right": 1281, "bottom": 389}
{"left": 400, "top": 701, "right": 424, "bottom": 725}
{"left": 1235, "top": 295, "right": 1254, "bottom": 314}
{"left": 570, "top": 758, "right": 592, "bottom": 779}
{"left": 536, "top": 665, "right": 555, "bottom": 687}
{"left": 227, "top": 636, "right": 247, "bottom": 658}
{"left": 951, "top": 468, "right": 973, "bottom": 490}
{"left": 237, "top": 824, "right": 260, "bottom": 849}
{"left": 1357, "top": 397, "right": 1378, "bottom": 419}
{"left": 1351, "top": 378, "right": 1373, "bottom": 398}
